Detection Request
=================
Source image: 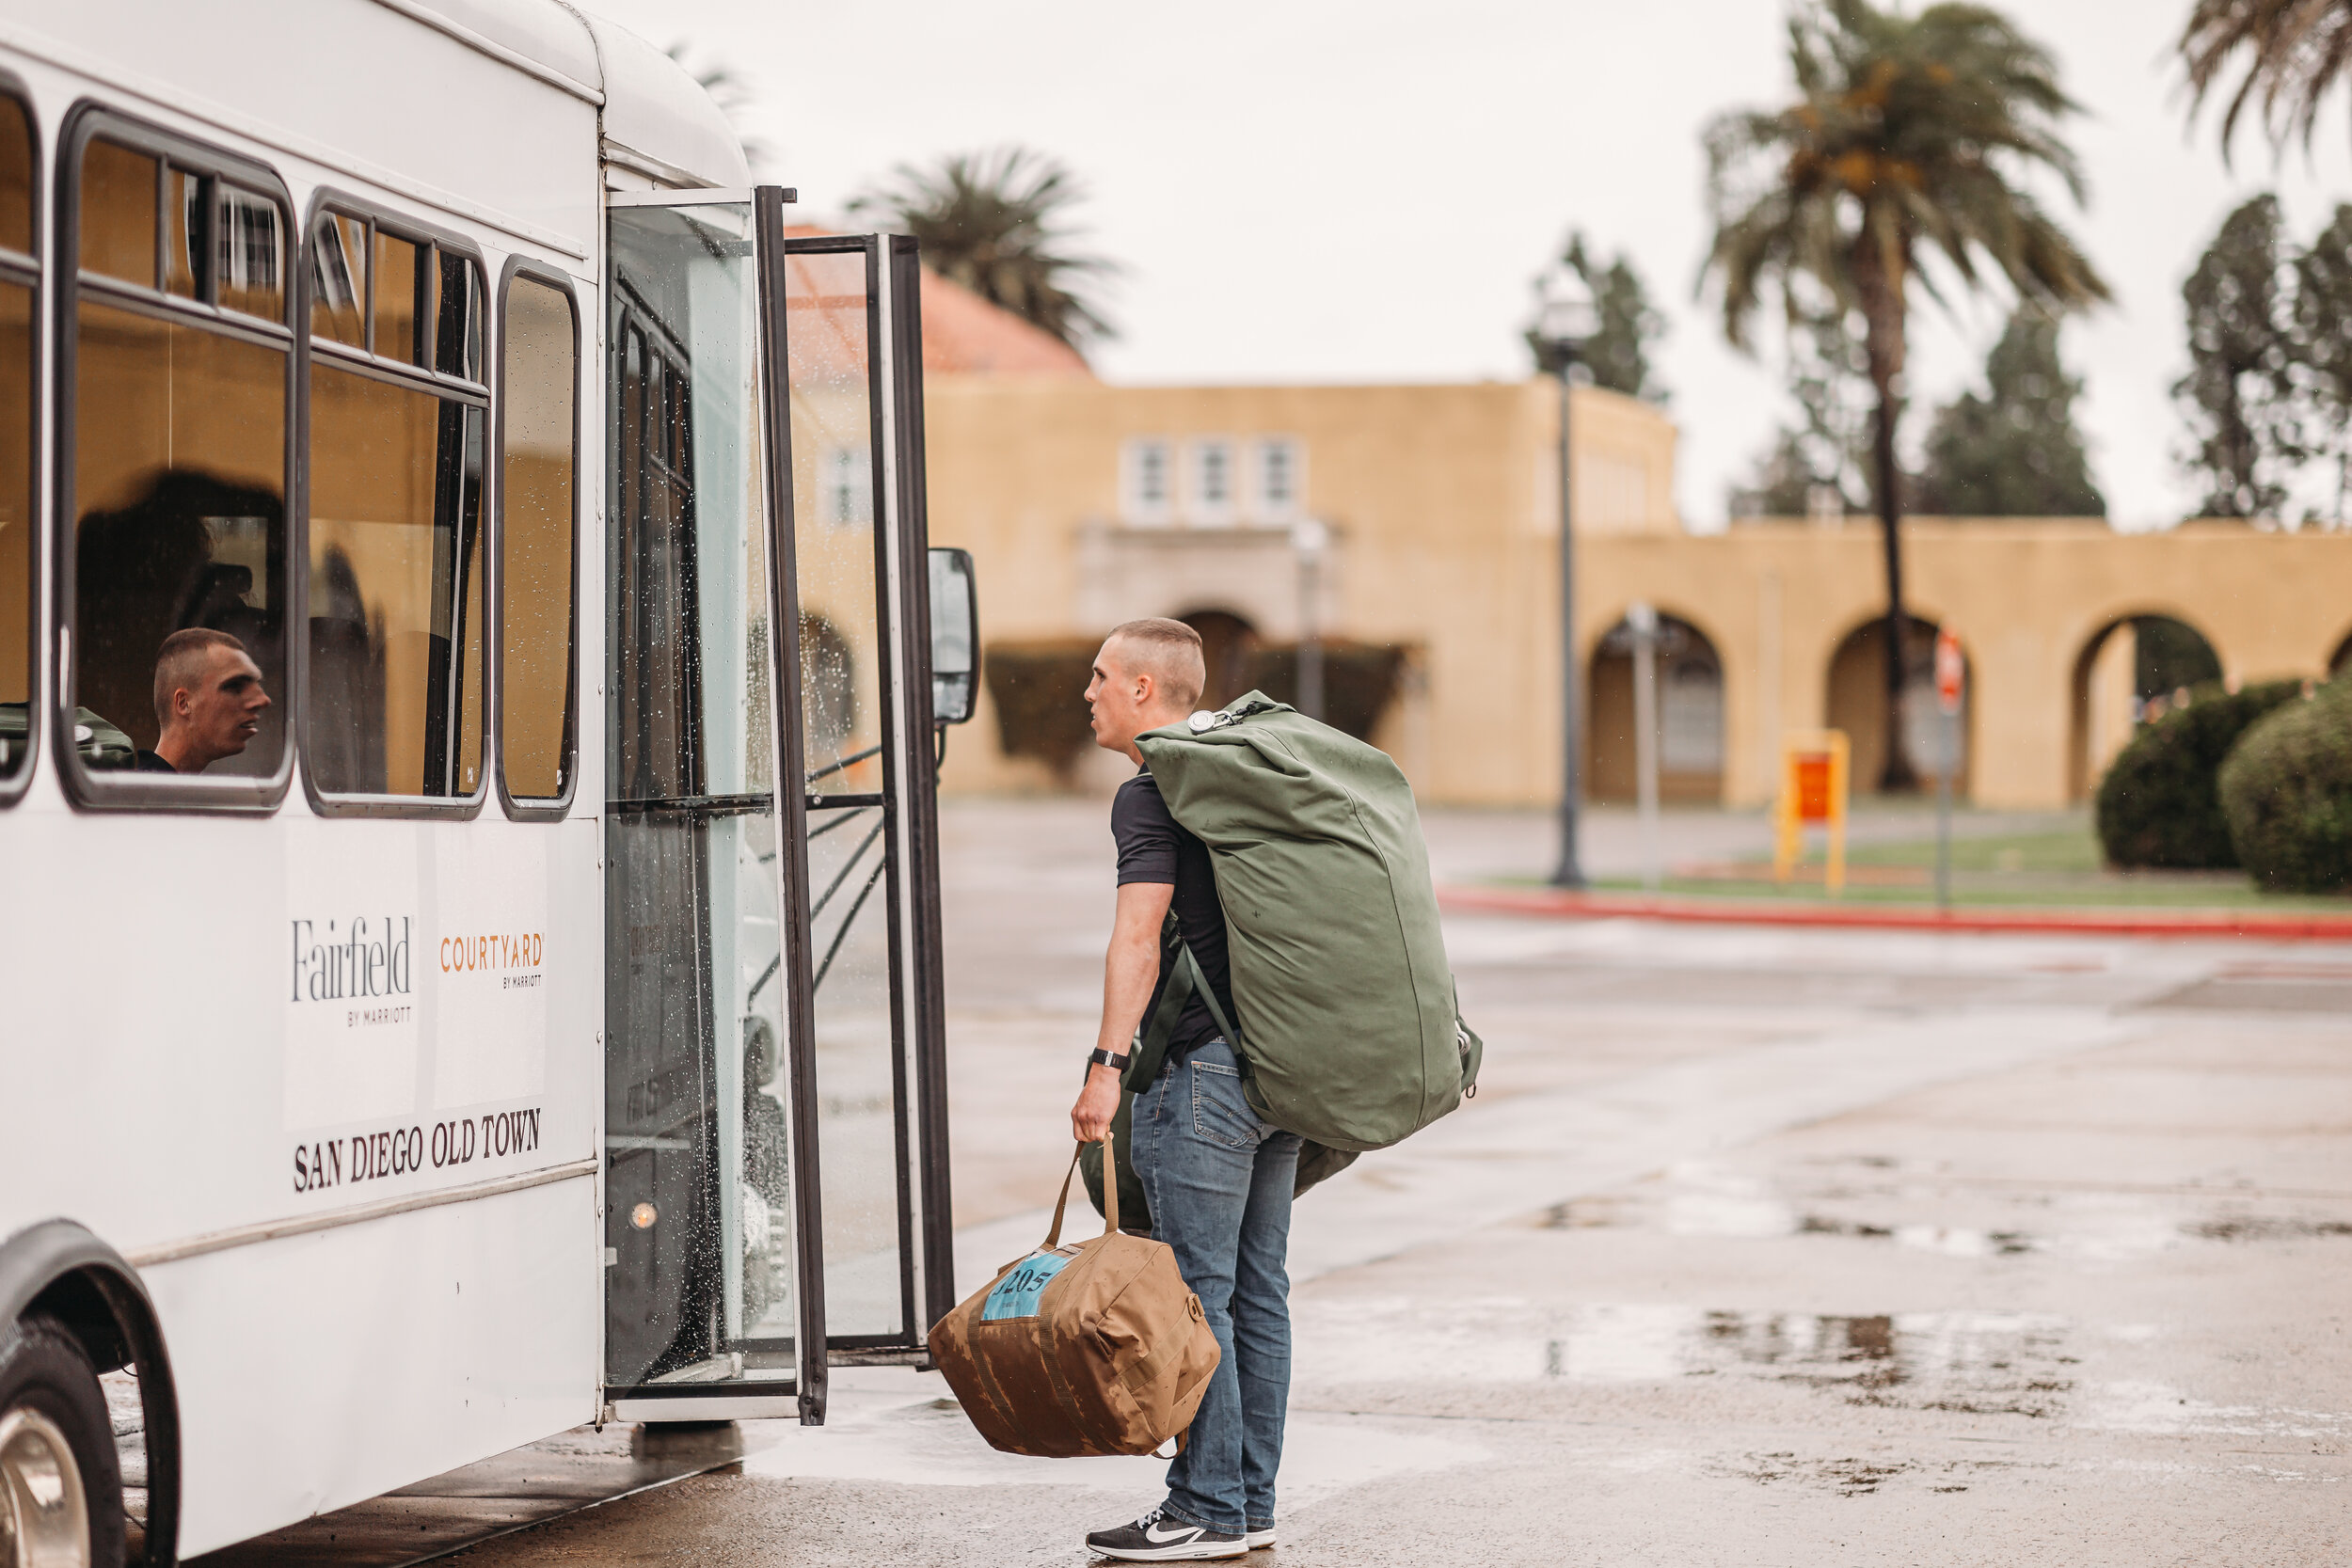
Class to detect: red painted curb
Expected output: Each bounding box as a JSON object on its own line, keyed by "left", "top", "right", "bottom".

{"left": 1437, "top": 885, "right": 2352, "bottom": 941}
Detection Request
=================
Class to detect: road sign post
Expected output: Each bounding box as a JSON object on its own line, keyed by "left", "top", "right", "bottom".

{"left": 1933, "top": 627, "right": 1964, "bottom": 911}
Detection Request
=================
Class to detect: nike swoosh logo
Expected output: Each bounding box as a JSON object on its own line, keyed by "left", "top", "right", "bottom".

{"left": 1144, "top": 1521, "right": 1200, "bottom": 1544}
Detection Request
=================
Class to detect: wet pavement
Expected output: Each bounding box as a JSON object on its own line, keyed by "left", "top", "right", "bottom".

{"left": 437, "top": 801, "right": 2348, "bottom": 1565}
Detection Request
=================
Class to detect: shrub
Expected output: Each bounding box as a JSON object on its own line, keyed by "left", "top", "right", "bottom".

{"left": 2218, "top": 679, "right": 2352, "bottom": 895}
{"left": 1238, "top": 641, "right": 1408, "bottom": 743}
{"left": 982, "top": 639, "right": 1100, "bottom": 778}
{"left": 2094, "top": 679, "right": 2301, "bottom": 868}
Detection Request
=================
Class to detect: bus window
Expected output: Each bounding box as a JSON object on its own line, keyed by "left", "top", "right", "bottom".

{"left": 77, "top": 140, "right": 153, "bottom": 285}
{"left": 374, "top": 230, "right": 421, "bottom": 365}
{"left": 163, "top": 166, "right": 198, "bottom": 297}
{"left": 216, "top": 183, "right": 284, "bottom": 322}
{"left": 0, "top": 91, "right": 27, "bottom": 253}
{"left": 0, "top": 93, "right": 29, "bottom": 788}
{"left": 436, "top": 248, "right": 482, "bottom": 381}
{"left": 306, "top": 210, "right": 487, "bottom": 802}
{"left": 310, "top": 212, "right": 364, "bottom": 347}
{"left": 68, "top": 129, "right": 290, "bottom": 787}
{"left": 498, "top": 270, "right": 577, "bottom": 806}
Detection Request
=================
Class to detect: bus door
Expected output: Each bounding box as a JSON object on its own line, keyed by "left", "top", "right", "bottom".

{"left": 601, "top": 191, "right": 958, "bottom": 1427}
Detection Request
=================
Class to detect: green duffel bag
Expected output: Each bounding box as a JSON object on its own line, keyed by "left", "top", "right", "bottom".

{"left": 1085, "top": 692, "right": 1481, "bottom": 1229}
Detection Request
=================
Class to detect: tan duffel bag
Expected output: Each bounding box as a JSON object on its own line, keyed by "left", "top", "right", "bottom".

{"left": 928, "top": 1136, "right": 1220, "bottom": 1457}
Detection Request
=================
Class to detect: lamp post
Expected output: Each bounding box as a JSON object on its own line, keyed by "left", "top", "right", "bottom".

{"left": 1291, "top": 517, "right": 1329, "bottom": 722}
{"left": 1531, "top": 263, "right": 1598, "bottom": 888}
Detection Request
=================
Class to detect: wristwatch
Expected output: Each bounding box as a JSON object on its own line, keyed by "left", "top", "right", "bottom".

{"left": 1088, "top": 1047, "right": 1130, "bottom": 1072}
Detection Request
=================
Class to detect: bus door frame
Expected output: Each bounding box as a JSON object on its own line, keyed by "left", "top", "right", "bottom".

{"left": 600, "top": 186, "right": 828, "bottom": 1425}
{"left": 597, "top": 191, "right": 955, "bottom": 1425}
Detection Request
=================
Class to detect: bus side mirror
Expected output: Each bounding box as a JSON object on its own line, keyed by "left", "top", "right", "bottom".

{"left": 928, "top": 547, "right": 978, "bottom": 726}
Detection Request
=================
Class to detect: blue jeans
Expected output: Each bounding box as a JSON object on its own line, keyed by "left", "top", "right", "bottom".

{"left": 1131, "top": 1037, "right": 1302, "bottom": 1536}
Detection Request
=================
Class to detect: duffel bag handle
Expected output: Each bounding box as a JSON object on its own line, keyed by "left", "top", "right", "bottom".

{"left": 1045, "top": 1132, "right": 1120, "bottom": 1248}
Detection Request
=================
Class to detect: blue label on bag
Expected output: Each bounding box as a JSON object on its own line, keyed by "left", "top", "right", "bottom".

{"left": 981, "top": 1249, "right": 1073, "bottom": 1321}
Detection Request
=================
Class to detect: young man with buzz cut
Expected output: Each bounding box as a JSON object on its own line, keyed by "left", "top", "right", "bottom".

{"left": 136, "top": 627, "right": 271, "bottom": 774}
{"left": 1073, "top": 617, "right": 1299, "bottom": 1562}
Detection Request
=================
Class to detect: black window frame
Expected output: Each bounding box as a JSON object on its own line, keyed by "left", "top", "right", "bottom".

{"left": 0, "top": 71, "right": 40, "bottom": 810}
{"left": 491, "top": 255, "right": 581, "bottom": 823}
{"left": 54, "top": 103, "right": 296, "bottom": 814}
{"left": 296, "top": 188, "right": 493, "bottom": 820}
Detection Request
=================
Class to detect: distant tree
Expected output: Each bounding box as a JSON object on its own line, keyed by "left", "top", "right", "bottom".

{"left": 1527, "top": 232, "right": 1669, "bottom": 402}
{"left": 2180, "top": 0, "right": 2352, "bottom": 161}
{"left": 1730, "top": 297, "right": 1873, "bottom": 517}
{"left": 2292, "top": 203, "right": 2352, "bottom": 522}
{"left": 1915, "top": 308, "right": 2105, "bottom": 515}
{"left": 850, "top": 148, "right": 1119, "bottom": 351}
{"left": 1703, "top": 0, "right": 2109, "bottom": 788}
{"left": 2175, "top": 195, "right": 2305, "bottom": 518}
{"left": 666, "top": 42, "right": 771, "bottom": 171}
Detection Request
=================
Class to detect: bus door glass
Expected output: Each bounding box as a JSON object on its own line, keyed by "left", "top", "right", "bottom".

{"left": 603, "top": 196, "right": 821, "bottom": 1420}
{"left": 777, "top": 232, "right": 955, "bottom": 1363}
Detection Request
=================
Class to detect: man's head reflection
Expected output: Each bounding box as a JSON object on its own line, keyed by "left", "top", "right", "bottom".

{"left": 137, "top": 627, "right": 270, "bottom": 774}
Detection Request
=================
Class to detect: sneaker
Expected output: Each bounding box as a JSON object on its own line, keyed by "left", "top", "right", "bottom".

{"left": 1085, "top": 1507, "right": 1248, "bottom": 1560}
{"left": 1245, "top": 1525, "right": 1276, "bottom": 1549}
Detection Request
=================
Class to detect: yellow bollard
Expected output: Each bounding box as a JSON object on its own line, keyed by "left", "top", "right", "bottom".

{"left": 1773, "top": 730, "right": 1851, "bottom": 895}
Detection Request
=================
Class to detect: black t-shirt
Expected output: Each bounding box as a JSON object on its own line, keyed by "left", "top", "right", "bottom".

{"left": 1111, "top": 769, "right": 1236, "bottom": 1064}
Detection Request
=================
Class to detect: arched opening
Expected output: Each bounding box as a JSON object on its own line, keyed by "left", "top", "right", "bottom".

{"left": 1178, "top": 609, "right": 1261, "bottom": 709}
{"left": 1824, "top": 618, "right": 1973, "bottom": 798}
{"left": 2066, "top": 613, "right": 2224, "bottom": 800}
{"left": 1587, "top": 612, "right": 1724, "bottom": 803}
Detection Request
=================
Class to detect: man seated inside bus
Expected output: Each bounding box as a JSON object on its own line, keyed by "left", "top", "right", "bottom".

{"left": 135, "top": 627, "right": 272, "bottom": 773}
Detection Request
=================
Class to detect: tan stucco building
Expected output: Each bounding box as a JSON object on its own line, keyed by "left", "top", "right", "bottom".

{"left": 918, "top": 354, "right": 2352, "bottom": 811}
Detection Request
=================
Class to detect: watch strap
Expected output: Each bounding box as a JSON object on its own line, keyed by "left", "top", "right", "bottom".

{"left": 1088, "top": 1046, "right": 1130, "bottom": 1071}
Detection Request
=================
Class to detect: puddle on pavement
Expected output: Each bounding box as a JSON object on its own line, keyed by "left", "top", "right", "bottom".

{"left": 1541, "top": 1160, "right": 2352, "bottom": 1259}
{"left": 1298, "top": 1299, "right": 2079, "bottom": 1418}
{"left": 2185, "top": 1216, "right": 2352, "bottom": 1242}
{"left": 1709, "top": 1450, "right": 2033, "bottom": 1496}
{"left": 2083, "top": 1380, "right": 2352, "bottom": 1443}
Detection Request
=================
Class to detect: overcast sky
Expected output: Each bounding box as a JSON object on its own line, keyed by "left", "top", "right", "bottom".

{"left": 585, "top": 0, "right": 2352, "bottom": 529}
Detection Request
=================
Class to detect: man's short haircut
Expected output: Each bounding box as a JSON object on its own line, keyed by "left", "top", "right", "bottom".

{"left": 1106, "top": 617, "right": 1207, "bottom": 712}
{"left": 153, "top": 627, "right": 249, "bottom": 728}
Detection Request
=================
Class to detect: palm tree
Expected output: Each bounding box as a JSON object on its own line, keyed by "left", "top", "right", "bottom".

{"left": 666, "top": 43, "right": 771, "bottom": 172}
{"left": 851, "top": 148, "right": 1119, "bottom": 352}
{"left": 2181, "top": 0, "right": 2352, "bottom": 160}
{"left": 1703, "top": 0, "right": 2109, "bottom": 789}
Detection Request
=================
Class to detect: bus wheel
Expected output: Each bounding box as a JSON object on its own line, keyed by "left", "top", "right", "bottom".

{"left": 0, "top": 1314, "right": 125, "bottom": 1568}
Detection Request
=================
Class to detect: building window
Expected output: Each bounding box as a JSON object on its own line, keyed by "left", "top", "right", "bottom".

{"left": 822, "top": 443, "right": 872, "bottom": 531}
{"left": 1255, "top": 437, "right": 1302, "bottom": 522}
{"left": 1122, "top": 436, "right": 1172, "bottom": 526}
{"left": 1190, "top": 438, "right": 1235, "bottom": 526}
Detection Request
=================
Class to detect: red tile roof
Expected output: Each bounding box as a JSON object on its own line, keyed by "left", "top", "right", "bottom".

{"left": 787, "top": 225, "right": 1094, "bottom": 379}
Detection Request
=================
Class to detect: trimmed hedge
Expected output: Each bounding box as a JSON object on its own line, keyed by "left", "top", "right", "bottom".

{"left": 982, "top": 639, "right": 1100, "bottom": 778}
{"left": 1233, "top": 641, "right": 1407, "bottom": 744}
{"left": 2094, "top": 679, "right": 2301, "bottom": 868}
{"left": 2218, "top": 679, "right": 2352, "bottom": 895}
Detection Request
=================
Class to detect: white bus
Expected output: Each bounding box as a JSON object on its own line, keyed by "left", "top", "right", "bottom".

{"left": 0, "top": 4, "right": 980, "bottom": 1563}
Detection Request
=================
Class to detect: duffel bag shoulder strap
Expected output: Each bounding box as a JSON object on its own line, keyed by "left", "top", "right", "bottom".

{"left": 1176, "top": 939, "right": 1247, "bottom": 1062}
{"left": 1123, "top": 913, "right": 1193, "bottom": 1092}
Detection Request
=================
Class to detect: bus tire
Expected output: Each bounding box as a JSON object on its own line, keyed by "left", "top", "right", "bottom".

{"left": 0, "top": 1312, "right": 126, "bottom": 1568}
